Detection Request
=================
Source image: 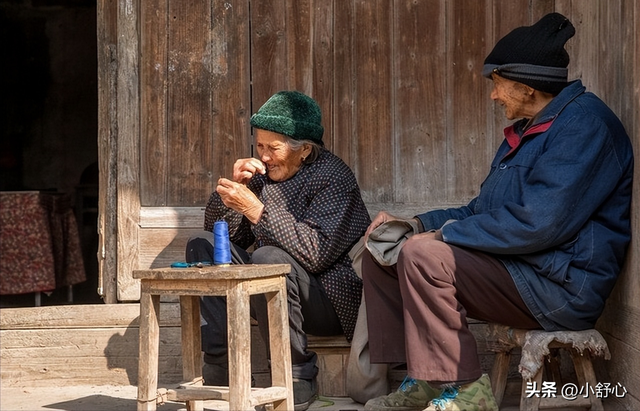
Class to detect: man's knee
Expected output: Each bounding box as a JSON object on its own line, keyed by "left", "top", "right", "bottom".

{"left": 398, "top": 232, "right": 453, "bottom": 274}
{"left": 399, "top": 232, "right": 441, "bottom": 257}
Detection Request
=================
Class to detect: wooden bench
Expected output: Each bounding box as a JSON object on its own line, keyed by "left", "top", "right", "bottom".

{"left": 297, "top": 319, "right": 499, "bottom": 398}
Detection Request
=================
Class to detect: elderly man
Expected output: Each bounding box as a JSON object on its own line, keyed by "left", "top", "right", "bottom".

{"left": 362, "top": 12, "right": 633, "bottom": 411}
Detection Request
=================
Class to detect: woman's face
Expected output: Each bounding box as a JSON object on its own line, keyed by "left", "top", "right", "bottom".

{"left": 255, "top": 129, "right": 310, "bottom": 182}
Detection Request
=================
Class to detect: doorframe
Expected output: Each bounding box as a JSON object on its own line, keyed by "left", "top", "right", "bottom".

{"left": 97, "top": 0, "right": 142, "bottom": 303}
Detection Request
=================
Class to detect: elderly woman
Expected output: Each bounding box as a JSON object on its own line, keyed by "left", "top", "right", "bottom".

{"left": 185, "top": 91, "right": 370, "bottom": 411}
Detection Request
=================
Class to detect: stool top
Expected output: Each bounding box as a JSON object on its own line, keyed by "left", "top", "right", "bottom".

{"left": 133, "top": 264, "right": 291, "bottom": 281}
{"left": 485, "top": 324, "right": 611, "bottom": 381}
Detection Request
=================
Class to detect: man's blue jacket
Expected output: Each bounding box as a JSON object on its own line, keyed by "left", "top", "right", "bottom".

{"left": 416, "top": 80, "right": 634, "bottom": 331}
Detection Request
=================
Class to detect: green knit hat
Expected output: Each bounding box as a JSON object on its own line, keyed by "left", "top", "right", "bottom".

{"left": 250, "top": 91, "right": 324, "bottom": 145}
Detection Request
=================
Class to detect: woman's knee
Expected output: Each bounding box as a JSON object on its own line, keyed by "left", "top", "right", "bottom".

{"left": 251, "top": 246, "right": 290, "bottom": 264}
{"left": 185, "top": 232, "right": 214, "bottom": 262}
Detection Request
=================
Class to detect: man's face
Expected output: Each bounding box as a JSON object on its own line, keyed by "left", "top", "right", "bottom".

{"left": 490, "top": 74, "right": 531, "bottom": 120}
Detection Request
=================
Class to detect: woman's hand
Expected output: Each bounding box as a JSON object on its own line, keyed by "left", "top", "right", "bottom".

{"left": 216, "top": 178, "right": 265, "bottom": 224}
{"left": 232, "top": 158, "right": 266, "bottom": 184}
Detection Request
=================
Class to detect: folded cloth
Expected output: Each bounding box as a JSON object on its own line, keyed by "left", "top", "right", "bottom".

{"left": 365, "top": 219, "right": 420, "bottom": 266}
{"left": 346, "top": 236, "right": 390, "bottom": 403}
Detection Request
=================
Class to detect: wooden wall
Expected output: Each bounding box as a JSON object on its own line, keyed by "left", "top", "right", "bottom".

{"left": 0, "top": 304, "right": 500, "bottom": 398}
{"left": 97, "top": 1, "right": 639, "bottom": 408}
{"left": 135, "top": 0, "right": 504, "bottom": 209}
{"left": 559, "top": 3, "right": 639, "bottom": 411}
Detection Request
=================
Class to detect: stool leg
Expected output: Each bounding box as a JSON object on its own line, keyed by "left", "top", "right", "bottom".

{"left": 266, "top": 278, "right": 294, "bottom": 410}
{"left": 227, "top": 281, "right": 253, "bottom": 411}
{"left": 520, "top": 368, "right": 543, "bottom": 411}
{"left": 490, "top": 351, "right": 511, "bottom": 407}
{"left": 545, "top": 348, "right": 563, "bottom": 387}
{"left": 572, "top": 351, "right": 604, "bottom": 411}
{"left": 180, "top": 295, "right": 203, "bottom": 411}
{"left": 138, "top": 288, "right": 160, "bottom": 411}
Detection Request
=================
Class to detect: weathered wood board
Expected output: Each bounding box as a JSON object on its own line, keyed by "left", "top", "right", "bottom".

{"left": 0, "top": 305, "right": 504, "bottom": 398}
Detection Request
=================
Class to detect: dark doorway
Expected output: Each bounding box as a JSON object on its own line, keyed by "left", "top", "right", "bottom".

{"left": 0, "top": 0, "right": 101, "bottom": 307}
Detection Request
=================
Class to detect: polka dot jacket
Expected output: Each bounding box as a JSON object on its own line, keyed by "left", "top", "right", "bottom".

{"left": 204, "top": 148, "right": 371, "bottom": 340}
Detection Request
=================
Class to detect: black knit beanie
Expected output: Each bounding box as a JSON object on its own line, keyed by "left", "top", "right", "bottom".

{"left": 250, "top": 91, "right": 324, "bottom": 145}
{"left": 483, "top": 13, "right": 575, "bottom": 95}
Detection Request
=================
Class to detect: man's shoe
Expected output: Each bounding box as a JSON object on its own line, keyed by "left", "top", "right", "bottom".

{"left": 424, "top": 374, "right": 498, "bottom": 411}
{"left": 364, "top": 376, "right": 439, "bottom": 411}
{"left": 293, "top": 377, "right": 318, "bottom": 411}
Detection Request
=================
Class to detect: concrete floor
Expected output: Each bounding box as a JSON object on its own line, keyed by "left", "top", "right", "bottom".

{"left": 0, "top": 384, "right": 365, "bottom": 411}
{"left": 0, "top": 382, "right": 620, "bottom": 411}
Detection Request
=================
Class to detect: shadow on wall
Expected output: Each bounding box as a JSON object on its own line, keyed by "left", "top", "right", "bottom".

{"left": 103, "top": 318, "right": 182, "bottom": 386}
{"left": 149, "top": 229, "right": 205, "bottom": 269}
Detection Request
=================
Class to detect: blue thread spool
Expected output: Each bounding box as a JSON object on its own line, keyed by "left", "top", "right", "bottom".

{"left": 213, "top": 221, "right": 232, "bottom": 265}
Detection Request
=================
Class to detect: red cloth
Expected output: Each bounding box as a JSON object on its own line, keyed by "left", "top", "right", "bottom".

{"left": 0, "top": 191, "right": 86, "bottom": 295}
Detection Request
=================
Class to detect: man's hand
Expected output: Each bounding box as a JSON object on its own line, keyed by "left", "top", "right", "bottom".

{"left": 365, "top": 211, "right": 400, "bottom": 241}
{"left": 216, "top": 178, "right": 264, "bottom": 224}
{"left": 232, "top": 158, "right": 266, "bottom": 185}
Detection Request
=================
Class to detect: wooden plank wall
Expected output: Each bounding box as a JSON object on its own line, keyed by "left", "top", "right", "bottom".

{"left": 558, "top": 2, "right": 640, "bottom": 410}
{"left": 140, "top": 0, "right": 252, "bottom": 207}
{"left": 0, "top": 305, "right": 504, "bottom": 398}
{"left": 97, "top": 0, "right": 639, "bottom": 408}
{"left": 0, "top": 304, "right": 182, "bottom": 387}
{"left": 136, "top": 0, "right": 513, "bottom": 210}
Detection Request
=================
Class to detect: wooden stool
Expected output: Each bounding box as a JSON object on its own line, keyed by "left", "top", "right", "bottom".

{"left": 133, "top": 264, "right": 293, "bottom": 411}
{"left": 485, "top": 324, "right": 610, "bottom": 411}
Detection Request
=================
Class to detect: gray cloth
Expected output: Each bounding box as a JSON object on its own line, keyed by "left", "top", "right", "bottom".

{"left": 346, "top": 237, "right": 390, "bottom": 403}
{"left": 365, "top": 219, "right": 420, "bottom": 266}
{"left": 519, "top": 329, "right": 610, "bottom": 380}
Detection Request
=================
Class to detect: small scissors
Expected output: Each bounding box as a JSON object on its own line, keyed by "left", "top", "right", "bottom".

{"left": 170, "top": 261, "right": 213, "bottom": 268}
